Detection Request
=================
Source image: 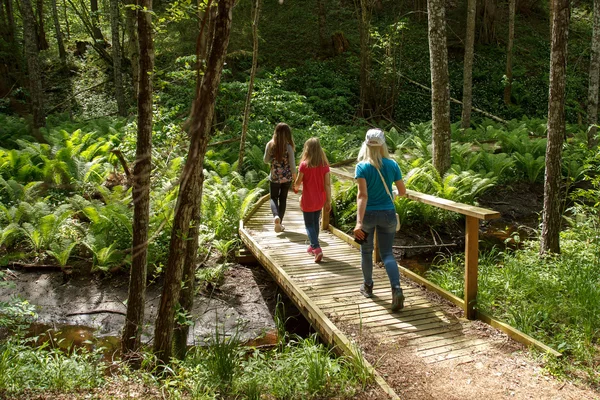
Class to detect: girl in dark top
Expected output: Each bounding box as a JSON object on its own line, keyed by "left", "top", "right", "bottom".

{"left": 264, "top": 123, "right": 296, "bottom": 233}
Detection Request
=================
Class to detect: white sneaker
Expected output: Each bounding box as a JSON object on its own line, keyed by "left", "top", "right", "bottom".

{"left": 274, "top": 216, "right": 282, "bottom": 233}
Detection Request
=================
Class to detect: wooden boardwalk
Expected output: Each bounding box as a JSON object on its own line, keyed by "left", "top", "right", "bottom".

{"left": 240, "top": 192, "right": 491, "bottom": 366}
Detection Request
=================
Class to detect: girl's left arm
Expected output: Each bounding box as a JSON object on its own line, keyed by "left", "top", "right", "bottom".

{"left": 294, "top": 171, "right": 304, "bottom": 192}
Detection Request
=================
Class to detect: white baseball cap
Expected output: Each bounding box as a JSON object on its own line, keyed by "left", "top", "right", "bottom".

{"left": 365, "top": 129, "right": 385, "bottom": 146}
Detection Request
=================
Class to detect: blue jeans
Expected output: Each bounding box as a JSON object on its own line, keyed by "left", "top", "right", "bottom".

{"left": 270, "top": 181, "right": 291, "bottom": 221}
{"left": 360, "top": 209, "right": 400, "bottom": 289}
{"left": 303, "top": 210, "right": 321, "bottom": 249}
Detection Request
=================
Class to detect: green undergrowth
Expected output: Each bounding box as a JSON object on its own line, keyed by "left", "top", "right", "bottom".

{"left": 0, "top": 300, "right": 372, "bottom": 399}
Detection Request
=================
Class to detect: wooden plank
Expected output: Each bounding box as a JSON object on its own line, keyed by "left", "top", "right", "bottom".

{"left": 464, "top": 215, "right": 478, "bottom": 320}
{"left": 405, "top": 189, "right": 500, "bottom": 220}
{"left": 477, "top": 311, "right": 561, "bottom": 357}
{"left": 344, "top": 309, "right": 447, "bottom": 325}
{"left": 328, "top": 304, "right": 441, "bottom": 320}
{"left": 423, "top": 342, "right": 490, "bottom": 364}
{"left": 239, "top": 226, "right": 401, "bottom": 400}
{"left": 417, "top": 338, "right": 488, "bottom": 357}
{"left": 242, "top": 194, "right": 271, "bottom": 224}
{"left": 384, "top": 323, "right": 463, "bottom": 339}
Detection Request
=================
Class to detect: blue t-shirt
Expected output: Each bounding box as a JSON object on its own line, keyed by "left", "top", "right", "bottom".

{"left": 355, "top": 158, "right": 402, "bottom": 211}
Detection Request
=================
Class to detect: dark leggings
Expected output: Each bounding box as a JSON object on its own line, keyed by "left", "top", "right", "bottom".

{"left": 270, "top": 181, "right": 291, "bottom": 222}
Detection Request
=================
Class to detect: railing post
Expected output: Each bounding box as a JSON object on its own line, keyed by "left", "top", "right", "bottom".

{"left": 464, "top": 215, "right": 479, "bottom": 320}
{"left": 321, "top": 205, "right": 330, "bottom": 230}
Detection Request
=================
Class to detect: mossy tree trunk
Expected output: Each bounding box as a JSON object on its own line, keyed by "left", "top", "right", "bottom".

{"left": 503, "top": 0, "right": 515, "bottom": 106}
{"left": 587, "top": 0, "right": 600, "bottom": 148}
{"left": 541, "top": 0, "right": 569, "bottom": 255}
{"left": 427, "top": 0, "right": 451, "bottom": 175}
{"left": 154, "top": 0, "right": 234, "bottom": 365}
{"left": 461, "top": 0, "right": 476, "bottom": 129}
{"left": 110, "top": 0, "right": 126, "bottom": 116}
{"left": 237, "top": 0, "right": 260, "bottom": 173}
{"left": 173, "top": 0, "right": 216, "bottom": 359}
{"left": 122, "top": 0, "right": 153, "bottom": 357}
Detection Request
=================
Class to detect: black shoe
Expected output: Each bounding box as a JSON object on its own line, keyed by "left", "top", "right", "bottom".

{"left": 391, "top": 287, "right": 405, "bottom": 311}
{"left": 360, "top": 282, "right": 373, "bottom": 298}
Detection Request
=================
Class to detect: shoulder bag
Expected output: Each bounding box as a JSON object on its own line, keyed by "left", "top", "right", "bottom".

{"left": 375, "top": 166, "right": 401, "bottom": 232}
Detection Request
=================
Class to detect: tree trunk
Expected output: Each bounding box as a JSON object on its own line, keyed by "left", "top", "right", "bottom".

{"left": 36, "top": 0, "right": 49, "bottom": 50}
{"left": 587, "top": 0, "right": 600, "bottom": 148}
{"left": 427, "top": 0, "right": 451, "bottom": 175}
{"left": 121, "top": 0, "right": 153, "bottom": 356}
{"left": 123, "top": 0, "right": 138, "bottom": 100}
{"left": 51, "top": 0, "right": 67, "bottom": 63}
{"left": 541, "top": 0, "right": 569, "bottom": 255}
{"left": 172, "top": 202, "right": 199, "bottom": 359}
{"left": 172, "top": 1, "right": 215, "bottom": 359}
{"left": 21, "top": 0, "right": 46, "bottom": 135}
{"left": 237, "top": 0, "right": 260, "bottom": 172}
{"left": 461, "top": 0, "right": 476, "bottom": 129}
{"left": 153, "top": 0, "right": 234, "bottom": 365}
{"left": 504, "top": 0, "right": 515, "bottom": 106}
{"left": 357, "top": 0, "right": 372, "bottom": 118}
{"left": 63, "top": 0, "right": 70, "bottom": 39}
{"left": 317, "top": 0, "right": 329, "bottom": 55}
{"left": 90, "top": 0, "right": 104, "bottom": 41}
{"left": 110, "top": 0, "right": 126, "bottom": 116}
{"left": 477, "top": 0, "right": 496, "bottom": 45}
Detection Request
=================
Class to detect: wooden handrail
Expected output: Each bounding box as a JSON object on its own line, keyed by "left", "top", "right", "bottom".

{"left": 405, "top": 189, "right": 500, "bottom": 220}
{"left": 327, "top": 165, "right": 501, "bottom": 320}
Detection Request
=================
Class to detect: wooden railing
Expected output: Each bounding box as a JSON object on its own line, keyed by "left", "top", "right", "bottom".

{"left": 325, "top": 165, "right": 500, "bottom": 320}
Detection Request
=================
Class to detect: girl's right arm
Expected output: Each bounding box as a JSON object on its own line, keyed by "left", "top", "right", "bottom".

{"left": 263, "top": 142, "right": 272, "bottom": 163}
{"left": 353, "top": 178, "right": 368, "bottom": 240}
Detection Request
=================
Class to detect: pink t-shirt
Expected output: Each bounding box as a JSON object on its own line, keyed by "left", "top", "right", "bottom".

{"left": 299, "top": 161, "right": 330, "bottom": 212}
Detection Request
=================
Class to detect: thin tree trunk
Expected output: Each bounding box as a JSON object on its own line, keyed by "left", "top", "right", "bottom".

{"left": 587, "top": 0, "right": 600, "bottom": 148}
{"left": 36, "top": 0, "right": 49, "bottom": 50}
{"left": 153, "top": 0, "right": 234, "bottom": 365}
{"left": 427, "top": 0, "right": 451, "bottom": 175}
{"left": 121, "top": 0, "right": 153, "bottom": 356}
{"left": 123, "top": 0, "right": 138, "bottom": 100}
{"left": 110, "top": 0, "right": 126, "bottom": 116}
{"left": 237, "top": 0, "right": 260, "bottom": 172}
{"left": 21, "top": 0, "right": 46, "bottom": 136}
{"left": 317, "top": 0, "right": 329, "bottom": 55}
{"left": 90, "top": 0, "right": 104, "bottom": 41}
{"left": 541, "top": 0, "right": 569, "bottom": 255}
{"left": 504, "top": 0, "right": 515, "bottom": 105}
{"left": 477, "top": 0, "right": 496, "bottom": 45}
{"left": 461, "top": 0, "right": 476, "bottom": 129}
{"left": 51, "top": 0, "right": 67, "bottom": 63}
{"left": 356, "top": 0, "right": 372, "bottom": 118}
{"left": 63, "top": 0, "right": 70, "bottom": 38}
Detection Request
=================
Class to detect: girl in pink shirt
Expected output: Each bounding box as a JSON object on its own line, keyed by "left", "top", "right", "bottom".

{"left": 294, "top": 138, "right": 332, "bottom": 262}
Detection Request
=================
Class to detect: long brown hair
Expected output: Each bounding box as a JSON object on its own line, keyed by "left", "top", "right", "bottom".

{"left": 300, "top": 137, "right": 329, "bottom": 168}
{"left": 271, "top": 123, "right": 291, "bottom": 162}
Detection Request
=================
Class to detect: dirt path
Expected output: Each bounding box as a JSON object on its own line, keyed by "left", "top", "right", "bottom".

{"left": 349, "top": 288, "right": 599, "bottom": 400}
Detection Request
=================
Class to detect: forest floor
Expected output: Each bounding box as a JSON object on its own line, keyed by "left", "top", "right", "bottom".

{"left": 3, "top": 183, "right": 599, "bottom": 399}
